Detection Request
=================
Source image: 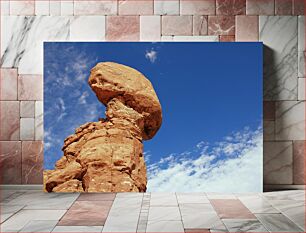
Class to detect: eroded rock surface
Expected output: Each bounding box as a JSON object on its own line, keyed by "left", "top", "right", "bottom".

{"left": 44, "top": 62, "right": 162, "bottom": 192}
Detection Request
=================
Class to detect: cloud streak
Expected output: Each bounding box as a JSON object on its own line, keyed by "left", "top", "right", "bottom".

{"left": 147, "top": 126, "right": 263, "bottom": 193}
{"left": 145, "top": 49, "right": 157, "bottom": 63}
{"left": 44, "top": 43, "right": 103, "bottom": 169}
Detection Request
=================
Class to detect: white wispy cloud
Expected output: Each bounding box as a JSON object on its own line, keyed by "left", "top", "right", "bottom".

{"left": 145, "top": 49, "right": 157, "bottom": 63}
{"left": 147, "top": 126, "right": 263, "bottom": 193}
{"left": 58, "top": 98, "right": 66, "bottom": 111}
{"left": 144, "top": 151, "right": 152, "bottom": 163}
{"left": 44, "top": 128, "right": 62, "bottom": 151}
{"left": 79, "top": 91, "right": 89, "bottom": 105}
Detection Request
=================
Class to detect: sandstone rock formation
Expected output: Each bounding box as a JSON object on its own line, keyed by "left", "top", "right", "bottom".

{"left": 44, "top": 62, "right": 162, "bottom": 192}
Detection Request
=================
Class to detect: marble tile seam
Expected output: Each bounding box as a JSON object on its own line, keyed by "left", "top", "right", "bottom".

{"left": 0, "top": 202, "right": 25, "bottom": 225}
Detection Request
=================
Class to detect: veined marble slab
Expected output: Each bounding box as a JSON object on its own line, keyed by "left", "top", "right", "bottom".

{"left": 148, "top": 206, "right": 181, "bottom": 221}
{"left": 259, "top": 16, "right": 298, "bottom": 100}
{"left": 150, "top": 193, "right": 178, "bottom": 206}
{"left": 1, "top": 16, "right": 70, "bottom": 74}
{"left": 223, "top": 219, "right": 268, "bottom": 232}
{"left": 180, "top": 204, "right": 222, "bottom": 229}
{"left": 176, "top": 193, "right": 210, "bottom": 204}
{"left": 298, "top": 16, "right": 305, "bottom": 78}
{"left": 256, "top": 213, "right": 303, "bottom": 232}
{"left": 20, "top": 220, "right": 58, "bottom": 232}
{"left": 0, "top": 204, "right": 25, "bottom": 223}
{"left": 6, "top": 191, "right": 79, "bottom": 210}
{"left": 146, "top": 221, "right": 184, "bottom": 233}
{"left": 35, "top": 101, "right": 43, "bottom": 140}
{"left": 263, "top": 141, "right": 293, "bottom": 184}
{"left": 0, "top": 209, "right": 66, "bottom": 232}
{"left": 52, "top": 226, "right": 104, "bottom": 232}
{"left": 238, "top": 195, "right": 279, "bottom": 214}
{"left": 268, "top": 200, "right": 305, "bottom": 231}
{"left": 102, "top": 194, "right": 142, "bottom": 232}
{"left": 275, "top": 101, "right": 305, "bottom": 140}
{"left": 262, "top": 190, "right": 305, "bottom": 201}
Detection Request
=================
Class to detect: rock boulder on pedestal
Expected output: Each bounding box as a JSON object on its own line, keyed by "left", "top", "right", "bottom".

{"left": 44, "top": 62, "right": 162, "bottom": 192}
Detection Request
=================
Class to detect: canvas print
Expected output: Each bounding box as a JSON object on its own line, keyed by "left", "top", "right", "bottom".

{"left": 44, "top": 42, "right": 263, "bottom": 193}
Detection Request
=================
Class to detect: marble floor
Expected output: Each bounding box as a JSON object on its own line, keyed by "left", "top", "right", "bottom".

{"left": 0, "top": 189, "right": 304, "bottom": 232}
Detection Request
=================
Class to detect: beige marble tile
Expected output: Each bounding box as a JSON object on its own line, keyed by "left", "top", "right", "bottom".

{"left": 20, "top": 220, "right": 58, "bottom": 232}
{"left": 275, "top": 101, "right": 305, "bottom": 140}
{"left": 1, "top": 204, "right": 25, "bottom": 223}
{"left": 180, "top": 204, "right": 223, "bottom": 229}
{"left": 147, "top": 220, "right": 184, "bottom": 232}
{"left": 50, "top": 1, "right": 61, "bottom": 16}
{"left": 70, "top": 16, "right": 106, "bottom": 41}
{"left": 216, "top": 0, "right": 246, "bottom": 15}
{"left": 150, "top": 193, "right": 178, "bottom": 206}
{"left": 148, "top": 206, "right": 181, "bottom": 221}
{"left": 74, "top": 1, "right": 117, "bottom": 15}
{"left": 0, "top": 68, "right": 18, "bottom": 100}
{"left": 35, "top": 0, "right": 50, "bottom": 15}
{"left": 173, "top": 36, "right": 218, "bottom": 41}
{"left": 264, "top": 141, "right": 293, "bottom": 184}
{"left": 238, "top": 195, "right": 279, "bottom": 214}
{"left": 10, "top": 0, "right": 35, "bottom": 15}
{"left": 18, "top": 75, "right": 43, "bottom": 100}
{"left": 223, "top": 219, "right": 268, "bottom": 232}
{"left": 275, "top": 0, "right": 293, "bottom": 15}
{"left": 236, "top": 16, "right": 258, "bottom": 41}
{"left": 256, "top": 213, "right": 303, "bottom": 232}
{"left": 176, "top": 193, "right": 210, "bottom": 204}
{"left": 263, "top": 121, "right": 275, "bottom": 141}
{"left": 119, "top": 0, "right": 153, "bottom": 15}
{"left": 180, "top": 0, "right": 215, "bottom": 15}
{"left": 246, "top": 0, "right": 274, "bottom": 15}
{"left": 297, "top": 78, "right": 305, "bottom": 100}
{"left": 293, "top": 140, "right": 305, "bottom": 184}
{"left": 140, "top": 16, "right": 161, "bottom": 41}
{"left": 0, "top": 141, "right": 22, "bottom": 184}
{"left": 1, "top": 0, "right": 10, "bottom": 15}
{"left": 52, "top": 226, "right": 103, "bottom": 232}
{"left": 20, "top": 101, "right": 35, "bottom": 118}
{"left": 293, "top": 0, "right": 305, "bottom": 15}
{"left": 61, "top": 1, "right": 74, "bottom": 15}
{"left": 0, "top": 101, "right": 20, "bottom": 140}
{"left": 193, "top": 16, "right": 208, "bottom": 35}
{"left": 162, "top": 16, "right": 192, "bottom": 36}
{"left": 298, "top": 16, "right": 305, "bottom": 78}
{"left": 35, "top": 101, "right": 43, "bottom": 140}
{"left": 210, "top": 199, "right": 256, "bottom": 219}
{"left": 154, "top": 0, "right": 179, "bottom": 15}
{"left": 22, "top": 141, "right": 43, "bottom": 184}
{"left": 106, "top": 16, "right": 139, "bottom": 41}
{"left": 263, "top": 101, "right": 275, "bottom": 120}
{"left": 20, "top": 118, "right": 35, "bottom": 140}
{"left": 1, "top": 209, "right": 66, "bottom": 232}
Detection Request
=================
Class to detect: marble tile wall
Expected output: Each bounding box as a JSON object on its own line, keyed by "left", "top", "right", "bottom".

{"left": 0, "top": 0, "right": 305, "bottom": 187}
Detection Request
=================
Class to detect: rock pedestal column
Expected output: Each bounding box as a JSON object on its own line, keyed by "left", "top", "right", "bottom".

{"left": 44, "top": 62, "right": 162, "bottom": 192}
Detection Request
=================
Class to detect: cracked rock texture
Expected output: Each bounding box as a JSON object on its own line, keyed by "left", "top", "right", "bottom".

{"left": 44, "top": 62, "right": 162, "bottom": 192}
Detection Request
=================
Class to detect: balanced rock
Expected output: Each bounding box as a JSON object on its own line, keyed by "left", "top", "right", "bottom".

{"left": 44, "top": 62, "right": 162, "bottom": 192}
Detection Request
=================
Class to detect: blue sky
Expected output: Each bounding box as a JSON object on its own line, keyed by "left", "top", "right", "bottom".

{"left": 44, "top": 42, "right": 263, "bottom": 192}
